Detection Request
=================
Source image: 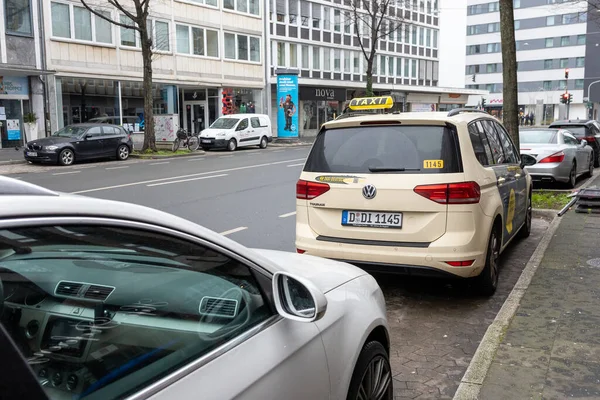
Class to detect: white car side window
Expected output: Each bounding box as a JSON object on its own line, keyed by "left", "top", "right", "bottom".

{"left": 0, "top": 224, "right": 274, "bottom": 399}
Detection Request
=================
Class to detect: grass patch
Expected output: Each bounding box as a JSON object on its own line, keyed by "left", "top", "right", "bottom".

{"left": 532, "top": 191, "right": 571, "bottom": 210}
{"left": 133, "top": 149, "right": 190, "bottom": 156}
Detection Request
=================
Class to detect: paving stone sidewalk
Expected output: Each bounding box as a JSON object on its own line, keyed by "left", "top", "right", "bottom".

{"left": 0, "top": 148, "right": 26, "bottom": 164}
{"left": 478, "top": 177, "right": 600, "bottom": 399}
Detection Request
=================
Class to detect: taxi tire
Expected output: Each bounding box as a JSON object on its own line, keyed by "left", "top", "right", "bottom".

{"left": 475, "top": 224, "right": 501, "bottom": 296}
{"left": 517, "top": 191, "right": 532, "bottom": 239}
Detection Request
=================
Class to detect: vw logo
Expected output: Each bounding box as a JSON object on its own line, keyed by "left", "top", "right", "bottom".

{"left": 362, "top": 184, "right": 377, "bottom": 199}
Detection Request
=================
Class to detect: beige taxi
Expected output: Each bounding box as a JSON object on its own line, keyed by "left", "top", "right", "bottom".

{"left": 295, "top": 97, "right": 533, "bottom": 295}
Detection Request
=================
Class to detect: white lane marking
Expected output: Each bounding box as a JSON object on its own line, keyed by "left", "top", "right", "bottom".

{"left": 287, "top": 163, "right": 304, "bottom": 167}
{"left": 273, "top": 150, "right": 285, "bottom": 153}
{"left": 243, "top": 150, "right": 261, "bottom": 154}
{"left": 150, "top": 161, "right": 170, "bottom": 165}
{"left": 279, "top": 211, "right": 296, "bottom": 218}
{"left": 71, "top": 158, "right": 305, "bottom": 194}
{"left": 106, "top": 166, "right": 130, "bottom": 170}
{"left": 219, "top": 155, "right": 233, "bottom": 158}
{"left": 219, "top": 227, "right": 248, "bottom": 236}
{"left": 147, "top": 174, "right": 227, "bottom": 187}
{"left": 186, "top": 156, "right": 206, "bottom": 161}
{"left": 53, "top": 171, "right": 81, "bottom": 176}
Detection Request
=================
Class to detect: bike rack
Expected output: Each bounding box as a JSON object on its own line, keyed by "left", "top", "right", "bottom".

{"left": 558, "top": 186, "right": 600, "bottom": 216}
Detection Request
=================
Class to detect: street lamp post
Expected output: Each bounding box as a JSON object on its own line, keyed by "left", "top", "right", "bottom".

{"left": 587, "top": 80, "right": 600, "bottom": 119}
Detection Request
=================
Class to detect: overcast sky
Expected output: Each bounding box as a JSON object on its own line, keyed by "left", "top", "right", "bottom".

{"left": 438, "top": 0, "right": 467, "bottom": 89}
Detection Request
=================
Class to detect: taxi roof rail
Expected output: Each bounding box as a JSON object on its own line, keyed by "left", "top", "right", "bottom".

{"left": 447, "top": 108, "right": 491, "bottom": 117}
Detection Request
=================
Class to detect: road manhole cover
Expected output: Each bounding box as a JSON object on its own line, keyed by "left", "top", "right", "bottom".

{"left": 586, "top": 258, "right": 600, "bottom": 267}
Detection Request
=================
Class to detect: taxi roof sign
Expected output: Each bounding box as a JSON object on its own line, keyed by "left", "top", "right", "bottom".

{"left": 348, "top": 96, "right": 394, "bottom": 111}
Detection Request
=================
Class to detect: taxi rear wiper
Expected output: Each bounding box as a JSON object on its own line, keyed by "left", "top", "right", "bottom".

{"left": 368, "top": 166, "right": 421, "bottom": 172}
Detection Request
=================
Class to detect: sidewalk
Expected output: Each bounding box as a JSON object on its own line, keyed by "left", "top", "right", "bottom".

{"left": 467, "top": 175, "right": 600, "bottom": 399}
{"left": 0, "top": 148, "right": 26, "bottom": 164}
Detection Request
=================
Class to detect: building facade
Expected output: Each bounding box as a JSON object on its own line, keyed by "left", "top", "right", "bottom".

{"left": 42, "top": 0, "right": 266, "bottom": 142}
{"left": 465, "top": 0, "right": 596, "bottom": 123}
{"left": 0, "top": 0, "right": 47, "bottom": 148}
{"left": 267, "top": 0, "right": 484, "bottom": 137}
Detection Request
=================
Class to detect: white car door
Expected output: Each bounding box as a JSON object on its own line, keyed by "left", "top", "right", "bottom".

{"left": 564, "top": 132, "right": 587, "bottom": 174}
{"left": 235, "top": 118, "right": 251, "bottom": 148}
{"left": 250, "top": 117, "right": 263, "bottom": 145}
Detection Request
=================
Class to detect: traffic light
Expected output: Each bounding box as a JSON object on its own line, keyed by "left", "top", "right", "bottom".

{"left": 472, "top": 74, "right": 476, "bottom": 82}
{"left": 561, "top": 93, "right": 568, "bottom": 104}
{"left": 568, "top": 93, "right": 573, "bottom": 104}
{"left": 565, "top": 68, "right": 570, "bottom": 79}
{"left": 481, "top": 98, "right": 486, "bottom": 108}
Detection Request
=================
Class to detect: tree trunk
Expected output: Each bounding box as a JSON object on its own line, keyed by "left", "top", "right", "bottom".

{"left": 499, "top": 0, "right": 519, "bottom": 149}
{"left": 366, "top": 56, "right": 374, "bottom": 96}
{"left": 139, "top": 20, "right": 156, "bottom": 152}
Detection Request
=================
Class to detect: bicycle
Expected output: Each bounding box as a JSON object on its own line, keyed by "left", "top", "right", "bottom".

{"left": 172, "top": 128, "right": 200, "bottom": 152}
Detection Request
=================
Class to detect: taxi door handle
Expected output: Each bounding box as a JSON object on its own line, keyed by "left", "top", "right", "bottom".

{"left": 497, "top": 177, "right": 506, "bottom": 184}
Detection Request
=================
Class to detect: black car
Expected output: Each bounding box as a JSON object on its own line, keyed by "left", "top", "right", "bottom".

{"left": 24, "top": 123, "right": 133, "bottom": 166}
{"left": 549, "top": 119, "right": 600, "bottom": 167}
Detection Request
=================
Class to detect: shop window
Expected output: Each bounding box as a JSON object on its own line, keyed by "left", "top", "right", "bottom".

{"left": 224, "top": 0, "right": 260, "bottom": 16}
{"left": 224, "top": 32, "right": 260, "bottom": 62}
{"left": 5, "top": 0, "right": 32, "bottom": 36}
{"left": 58, "top": 78, "right": 121, "bottom": 128}
{"left": 222, "top": 88, "right": 263, "bottom": 115}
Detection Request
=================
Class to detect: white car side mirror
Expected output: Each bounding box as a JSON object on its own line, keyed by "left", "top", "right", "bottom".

{"left": 581, "top": 139, "right": 588, "bottom": 147}
{"left": 272, "top": 272, "right": 327, "bottom": 322}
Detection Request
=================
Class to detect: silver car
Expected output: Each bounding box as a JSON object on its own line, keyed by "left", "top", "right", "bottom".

{"left": 519, "top": 128, "right": 594, "bottom": 188}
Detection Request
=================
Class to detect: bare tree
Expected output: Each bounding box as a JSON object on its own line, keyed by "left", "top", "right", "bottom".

{"left": 499, "top": 0, "right": 519, "bottom": 148}
{"left": 351, "top": 0, "right": 403, "bottom": 96}
{"left": 80, "top": 0, "right": 157, "bottom": 152}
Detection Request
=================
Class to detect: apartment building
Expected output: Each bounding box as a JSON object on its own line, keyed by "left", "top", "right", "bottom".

{"left": 267, "top": 0, "right": 484, "bottom": 137}
{"left": 465, "top": 0, "right": 600, "bottom": 123}
{"left": 42, "top": 0, "right": 266, "bottom": 140}
{"left": 0, "top": 0, "right": 47, "bottom": 147}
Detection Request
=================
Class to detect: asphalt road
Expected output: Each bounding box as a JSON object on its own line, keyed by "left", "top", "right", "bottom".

{"left": 5, "top": 146, "right": 551, "bottom": 399}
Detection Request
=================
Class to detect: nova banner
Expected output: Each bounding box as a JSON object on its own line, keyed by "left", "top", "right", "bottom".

{"left": 276, "top": 73, "right": 299, "bottom": 138}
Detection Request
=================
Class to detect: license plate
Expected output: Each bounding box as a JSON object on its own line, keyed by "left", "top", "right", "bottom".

{"left": 342, "top": 211, "right": 402, "bottom": 229}
{"left": 201, "top": 140, "right": 212, "bottom": 144}
{"left": 26, "top": 152, "right": 37, "bottom": 157}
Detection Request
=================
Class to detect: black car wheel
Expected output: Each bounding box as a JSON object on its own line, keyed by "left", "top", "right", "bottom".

{"left": 567, "top": 162, "right": 577, "bottom": 189}
{"left": 117, "top": 144, "right": 130, "bottom": 161}
{"left": 58, "top": 149, "right": 75, "bottom": 166}
{"left": 475, "top": 225, "right": 501, "bottom": 296}
{"left": 346, "top": 341, "right": 392, "bottom": 400}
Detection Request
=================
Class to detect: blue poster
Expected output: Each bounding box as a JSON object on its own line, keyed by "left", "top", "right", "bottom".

{"left": 277, "top": 74, "right": 299, "bottom": 138}
{"left": 7, "top": 119, "right": 20, "bottom": 141}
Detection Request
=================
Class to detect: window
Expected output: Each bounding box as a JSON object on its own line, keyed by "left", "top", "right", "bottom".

{"left": 300, "top": 0, "right": 309, "bottom": 26}
{"left": 560, "top": 58, "right": 568, "bottom": 68}
{"left": 301, "top": 45, "right": 309, "bottom": 68}
{"left": 251, "top": 117, "right": 261, "bottom": 128}
{"left": 486, "top": 64, "right": 497, "bottom": 73}
{"left": 5, "top": 0, "right": 32, "bottom": 36}
{"left": 95, "top": 11, "right": 112, "bottom": 44}
{"left": 564, "top": 133, "right": 579, "bottom": 145}
{"left": 323, "top": 48, "right": 331, "bottom": 71}
{"left": 388, "top": 56, "right": 394, "bottom": 76}
{"left": 237, "top": 118, "right": 249, "bottom": 130}
{"left": 426, "top": 29, "right": 431, "bottom": 47}
{"left": 546, "top": 16, "right": 555, "bottom": 26}
{"left": 514, "top": 20, "right": 520, "bottom": 30}
{"left": 334, "top": 9, "right": 340, "bottom": 32}
{"left": 290, "top": 43, "right": 298, "bottom": 68}
{"left": 544, "top": 59, "right": 553, "bottom": 69}
{"left": 0, "top": 223, "right": 274, "bottom": 399}
{"left": 480, "top": 120, "right": 504, "bottom": 164}
{"left": 224, "top": 0, "right": 260, "bottom": 15}
{"left": 543, "top": 80, "right": 552, "bottom": 91}
{"left": 380, "top": 55, "right": 386, "bottom": 75}
{"left": 559, "top": 80, "right": 567, "bottom": 89}
{"left": 577, "top": 57, "right": 585, "bottom": 67}
{"left": 289, "top": 0, "right": 298, "bottom": 24}
{"left": 320, "top": 6, "right": 327, "bottom": 30}
{"left": 312, "top": 46, "right": 320, "bottom": 69}
{"left": 334, "top": 49, "right": 341, "bottom": 72}
{"left": 344, "top": 50, "right": 350, "bottom": 72}
{"left": 405, "top": 58, "right": 410, "bottom": 77}
{"left": 182, "top": 26, "right": 219, "bottom": 57}
{"left": 353, "top": 52, "right": 360, "bottom": 73}
{"left": 344, "top": 11, "right": 351, "bottom": 34}
{"left": 545, "top": 38, "right": 554, "bottom": 48}
{"left": 277, "top": 42, "right": 285, "bottom": 66}
{"left": 577, "top": 34, "right": 586, "bottom": 45}
{"left": 493, "top": 122, "right": 518, "bottom": 164}
{"left": 411, "top": 59, "right": 417, "bottom": 78}
{"left": 412, "top": 25, "right": 417, "bottom": 45}
{"left": 433, "top": 30, "right": 437, "bottom": 48}
{"left": 575, "top": 79, "right": 584, "bottom": 89}
{"left": 73, "top": 6, "right": 92, "bottom": 41}
{"left": 468, "top": 123, "right": 488, "bottom": 166}
{"left": 224, "top": 33, "right": 260, "bottom": 62}
{"left": 51, "top": 2, "right": 70, "bottom": 38}
{"left": 154, "top": 21, "right": 170, "bottom": 51}
{"left": 396, "top": 57, "right": 402, "bottom": 76}
{"left": 560, "top": 36, "right": 570, "bottom": 46}
{"left": 304, "top": 125, "right": 461, "bottom": 174}
{"left": 176, "top": 25, "right": 190, "bottom": 53}
{"left": 86, "top": 126, "right": 103, "bottom": 137}
{"left": 418, "top": 27, "right": 424, "bottom": 46}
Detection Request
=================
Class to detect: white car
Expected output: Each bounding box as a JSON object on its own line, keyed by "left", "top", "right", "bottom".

{"left": 199, "top": 114, "right": 272, "bottom": 151}
{"left": 0, "top": 177, "right": 391, "bottom": 400}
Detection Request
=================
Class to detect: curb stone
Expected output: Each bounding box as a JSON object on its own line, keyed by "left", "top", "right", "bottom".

{"left": 453, "top": 215, "right": 563, "bottom": 400}
{"left": 0, "top": 159, "right": 26, "bottom": 165}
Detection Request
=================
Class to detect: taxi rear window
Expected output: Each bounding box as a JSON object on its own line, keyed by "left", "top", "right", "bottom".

{"left": 304, "top": 125, "right": 461, "bottom": 174}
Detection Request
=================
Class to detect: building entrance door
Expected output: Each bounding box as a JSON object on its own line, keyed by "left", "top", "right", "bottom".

{"left": 184, "top": 101, "right": 207, "bottom": 134}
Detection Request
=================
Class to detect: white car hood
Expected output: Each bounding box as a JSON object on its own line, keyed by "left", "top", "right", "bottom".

{"left": 251, "top": 249, "right": 368, "bottom": 293}
{"left": 200, "top": 129, "right": 227, "bottom": 137}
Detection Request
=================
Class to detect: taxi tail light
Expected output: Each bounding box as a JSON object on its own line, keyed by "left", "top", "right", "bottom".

{"left": 296, "top": 179, "right": 330, "bottom": 200}
{"left": 539, "top": 151, "right": 565, "bottom": 163}
{"left": 296, "top": 249, "right": 306, "bottom": 254}
{"left": 413, "top": 182, "right": 481, "bottom": 204}
{"left": 445, "top": 260, "right": 475, "bottom": 267}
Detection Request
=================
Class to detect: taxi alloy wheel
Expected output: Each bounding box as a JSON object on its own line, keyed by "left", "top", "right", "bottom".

{"left": 476, "top": 227, "right": 500, "bottom": 296}
{"left": 518, "top": 193, "right": 532, "bottom": 239}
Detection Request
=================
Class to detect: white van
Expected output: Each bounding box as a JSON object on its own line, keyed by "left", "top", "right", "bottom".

{"left": 199, "top": 114, "right": 272, "bottom": 151}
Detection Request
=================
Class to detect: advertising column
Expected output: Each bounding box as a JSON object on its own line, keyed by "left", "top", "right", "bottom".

{"left": 276, "top": 70, "right": 299, "bottom": 139}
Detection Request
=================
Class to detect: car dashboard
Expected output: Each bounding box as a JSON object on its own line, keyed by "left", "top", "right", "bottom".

{"left": 0, "top": 252, "right": 264, "bottom": 400}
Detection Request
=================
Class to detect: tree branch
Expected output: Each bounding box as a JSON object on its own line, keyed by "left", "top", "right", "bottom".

{"left": 110, "top": 0, "right": 139, "bottom": 23}
{"left": 80, "top": 0, "right": 141, "bottom": 32}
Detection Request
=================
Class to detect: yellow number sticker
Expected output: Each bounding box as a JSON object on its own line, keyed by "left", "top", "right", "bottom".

{"left": 423, "top": 160, "right": 444, "bottom": 169}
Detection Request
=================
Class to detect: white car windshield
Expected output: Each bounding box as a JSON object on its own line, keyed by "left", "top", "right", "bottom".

{"left": 519, "top": 130, "right": 558, "bottom": 144}
{"left": 210, "top": 118, "right": 239, "bottom": 129}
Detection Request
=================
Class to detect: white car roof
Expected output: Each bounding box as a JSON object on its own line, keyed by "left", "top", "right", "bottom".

{"left": 218, "top": 114, "right": 269, "bottom": 119}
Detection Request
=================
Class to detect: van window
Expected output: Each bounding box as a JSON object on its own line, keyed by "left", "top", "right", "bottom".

{"left": 237, "top": 118, "right": 249, "bottom": 131}
{"left": 258, "top": 117, "right": 268, "bottom": 127}
{"left": 251, "top": 117, "right": 260, "bottom": 128}
{"left": 304, "top": 125, "right": 461, "bottom": 174}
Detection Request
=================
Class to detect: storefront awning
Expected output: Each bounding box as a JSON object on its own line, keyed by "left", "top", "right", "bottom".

{"left": 0, "top": 66, "right": 56, "bottom": 76}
